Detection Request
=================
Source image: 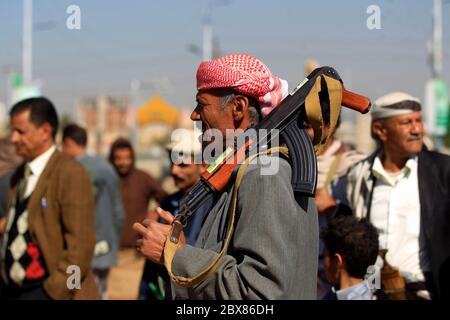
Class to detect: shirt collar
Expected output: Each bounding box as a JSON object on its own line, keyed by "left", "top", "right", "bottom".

{"left": 27, "top": 145, "right": 56, "bottom": 178}
{"left": 372, "top": 155, "right": 417, "bottom": 186}
{"left": 335, "top": 280, "right": 372, "bottom": 300}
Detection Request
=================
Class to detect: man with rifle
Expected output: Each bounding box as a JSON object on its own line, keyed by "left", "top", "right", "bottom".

{"left": 133, "top": 54, "right": 370, "bottom": 299}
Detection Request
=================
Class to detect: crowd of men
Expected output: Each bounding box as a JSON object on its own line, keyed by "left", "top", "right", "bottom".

{"left": 0, "top": 54, "right": 449, "bottom": 300}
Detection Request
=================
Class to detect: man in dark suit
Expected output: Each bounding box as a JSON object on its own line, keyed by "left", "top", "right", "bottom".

{"left": 0, "top": 97, "right": 98, "bottom": 300}
{"left": 340, "top": 92, "right": 450, "bottom": 300}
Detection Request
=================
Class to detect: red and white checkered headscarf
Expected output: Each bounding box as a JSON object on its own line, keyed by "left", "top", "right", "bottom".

{"left": 196, "top": 54, "right": 289, "bottom": 117}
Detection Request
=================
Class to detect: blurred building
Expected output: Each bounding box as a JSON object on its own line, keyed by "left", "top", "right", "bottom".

{"left": 77, "top": 95, "right": 132, "bottom": 156}
{"left": 135, "top": 96, "right": 180, "bottom": 179}
{"left": 336, "top": 115, "right": 376, "bottom": 155}
{"left": 76, "top": 94, "right": 186, "bottom": 181}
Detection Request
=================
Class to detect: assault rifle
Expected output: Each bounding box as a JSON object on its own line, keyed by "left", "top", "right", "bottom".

{"left": 171, "top": 66, "right": 371, "bottom": 242}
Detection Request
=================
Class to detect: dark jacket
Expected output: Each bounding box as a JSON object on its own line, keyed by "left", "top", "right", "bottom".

{"left": 341, "top": 148, "right": 450, "bottom": 299}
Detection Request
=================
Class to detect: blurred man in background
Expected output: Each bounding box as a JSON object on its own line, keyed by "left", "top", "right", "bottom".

{"left": 314, "top": 116, "right": 366, "bottom": 299}
{"left": 321, "top": 215, "right": 379, "bottom": 300}
{"left": 0, "top": 97, "right": 97, "bottom": 300}
{"left": 0, "top": 138, "right": 23, "bottom": 235}
{"left": 62, "top": 124, "right": 124, "bottom": 300}
{"left": 139, "top": 129, "right": 209, "bottom": 300}
{"left": 108, "top": 137, "right": 165, "bottom": 299}
{"left": 339, "top": 92, "right": 450, "bottom": 300}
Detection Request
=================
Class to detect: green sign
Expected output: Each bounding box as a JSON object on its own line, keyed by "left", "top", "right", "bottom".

{"left": 425, "top": 79, "right": 449, "bottom": 136}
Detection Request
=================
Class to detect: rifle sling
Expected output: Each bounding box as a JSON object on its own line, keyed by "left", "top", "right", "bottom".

{"left": 163, "top": 146, "right": 289, "bottom": 288}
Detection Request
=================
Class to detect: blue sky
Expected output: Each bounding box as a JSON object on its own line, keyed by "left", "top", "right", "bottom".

{"left": 0, "top": 0, "right": 449, "bottom": 118}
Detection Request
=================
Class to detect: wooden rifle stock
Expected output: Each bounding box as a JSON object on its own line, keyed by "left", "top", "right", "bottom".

{"left": 342, "top": 86, "right": 371, "bottom": 114}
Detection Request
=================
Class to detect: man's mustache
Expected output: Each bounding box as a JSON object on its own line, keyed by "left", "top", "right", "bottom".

{"left": 407, "top": 134, "right": 422, "bottom": 141}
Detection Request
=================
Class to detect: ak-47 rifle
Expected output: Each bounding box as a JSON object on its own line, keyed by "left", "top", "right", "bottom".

{"left": 170, "top": 66, "right": 371, "bottom": 243}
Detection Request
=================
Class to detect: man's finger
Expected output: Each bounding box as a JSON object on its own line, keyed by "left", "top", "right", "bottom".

{"left": 133, "top": 222, "right": 149, "bottom": 237}
{"left": 136, "top": 239, "right": 143, "bottom": 251}
{"left": 142, "top": 219, "right": 152, "bottom": 228}
{"left": 156, "top": 207, "right": 175, "bottom": 224}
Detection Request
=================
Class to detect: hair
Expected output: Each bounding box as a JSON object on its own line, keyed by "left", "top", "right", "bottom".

{"left": 9, "top": 97, "right": 59, "bottom": 139}
{"left": 109, "top": 137, "right": 135, "bottom": 164}
{"left": 219, "top": 91, "right": 262, "bottom": 124}
{"left": 62, "top": 123, "right": 88, "bottom": 147}
{"left": 321, "top": 215, "right": 379, "bottom": 279}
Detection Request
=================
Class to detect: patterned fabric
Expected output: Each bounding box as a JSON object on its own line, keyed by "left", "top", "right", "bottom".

{"left": 1, "top": 192, "right": 48, "bottom": 288}
{"left": 196, "top": 54, "right": 289, "bottom": 117}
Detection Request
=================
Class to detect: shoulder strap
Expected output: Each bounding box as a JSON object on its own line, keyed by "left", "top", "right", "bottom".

{"left": 163, "top": 146, "right": 289, "bottom": 288}
{"left": 323, "top": 153, "right": 343, "bottom": 189}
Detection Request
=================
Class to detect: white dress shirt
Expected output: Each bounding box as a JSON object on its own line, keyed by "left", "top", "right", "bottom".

{"left": 370, "top": 155, "right": 429, "bottom": 283}
{"left": 23, "top": 145, "right": 56, "bottom": 198}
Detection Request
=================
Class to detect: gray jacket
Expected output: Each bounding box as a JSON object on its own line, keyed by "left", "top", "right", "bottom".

{"left": 171, "top": 157, "right": 318, "bottom": 299}
{"left": 78, "top": 154, "right": 124, "bottom": 269}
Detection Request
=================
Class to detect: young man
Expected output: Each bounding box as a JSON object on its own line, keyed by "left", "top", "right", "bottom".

{"left": 108, "top": 138, "right": 165, "bottom": 299}
{"left": 321, "top": 215, "right": 379, "bottom": 300}
{"left": 62, "top": 124, "right": 124, "bottom": 300}
{"left": 134, "top": 54, "right": 319, "bottom": 299}
{"left": 0, "top": 97, "right": 97, "bottom": 300}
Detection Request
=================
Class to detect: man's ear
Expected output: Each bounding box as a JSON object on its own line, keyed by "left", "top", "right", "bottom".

{"left": 40, "top": 122, "right": 54, "bottom": 141}
{"left": 334, "top": 253, "right": 345, "bottom": 269}
{"left": 231, "top": 95, "right": 249, "bottom": 123}
{"left": 372, "top": 120, "right": 387, "bottom": 142}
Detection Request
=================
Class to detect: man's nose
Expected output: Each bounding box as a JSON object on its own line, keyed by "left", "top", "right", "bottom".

{"left": 171, "top": 164, "right": 180, "bottom": 176}
{"left": 191, "top": 109, "right": 201, "bottom": 121}
{"left": 411, "top": 121, "right": 422, "bottom": 134}
{"left": 10, "top": 131, "right": 19, "bottom": 144}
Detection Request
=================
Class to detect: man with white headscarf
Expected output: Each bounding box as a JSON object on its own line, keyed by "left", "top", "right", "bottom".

{"left": 133, "top": 54, "right": 319, "bottom": 299}
{"left": 341, "top": 92, "right": 450, "bottom": 300}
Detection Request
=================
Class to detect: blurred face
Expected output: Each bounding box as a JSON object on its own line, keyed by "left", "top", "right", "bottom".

{"left": 112, "top": 147, "right": 134, "bottom": 176}
{"left": 62, "top": 138, "right": 82, "bottom": 158}
{"left": 10, "top": 110, "right": 53, "bottom": 161}
{"left": 171, "top": 158, "right": 206, "bottom": 192}
{"left": 374, "top": 112, "right": 424, "bottom": 158}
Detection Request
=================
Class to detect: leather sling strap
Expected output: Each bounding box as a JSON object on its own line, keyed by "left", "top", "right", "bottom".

{"left": 163, "top": 146, "right": 289, "bottom": 288}
{"left": 324, "top": 153, "right": 343, "bottom": 189}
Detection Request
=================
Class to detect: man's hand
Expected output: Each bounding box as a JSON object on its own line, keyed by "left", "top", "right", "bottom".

{"left": 133, "top": 207, "right": 185, "bottom": 265}
{"left": 315, "top": 187, "right": 337, "bottom": 214}
{"left": 146, "top": 210, "right": 159, "bottom": 222}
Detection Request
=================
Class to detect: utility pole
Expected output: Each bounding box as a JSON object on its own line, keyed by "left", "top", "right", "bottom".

{"left": 202, "top": 0, "right": 231, "bottom": 61}
{"left": 432, "top": 0, "right": 443, "bottom": 79}
{"left": 202, "top": 5, "right": 213, "bottom": 61}
{"left": 428, "top": 0, "right": 447, "bottom": 150}
{"left": 22, "top": 0, "right": 33, "bottom": 85}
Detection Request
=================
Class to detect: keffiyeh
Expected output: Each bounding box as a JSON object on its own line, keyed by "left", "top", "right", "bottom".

{"left": 196, "top": 54, "right": 289, "bottom": 117}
